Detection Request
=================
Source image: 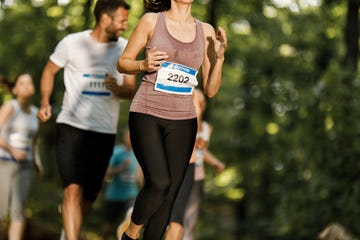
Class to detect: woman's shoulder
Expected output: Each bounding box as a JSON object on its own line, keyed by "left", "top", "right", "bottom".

{"left": 135, "top": 12, "right": 159, "bottom": 35}
{"left": 1, "top": 99, "right": 16, "bottom": 110}
{"left": 200, "top": 22, "right": 216, "bottom": 36}
{"left": 140, "top": 12, "right": 159, "bottom": 24}
{"left": 0, "top": 99, "right": 15, "bottom": 125}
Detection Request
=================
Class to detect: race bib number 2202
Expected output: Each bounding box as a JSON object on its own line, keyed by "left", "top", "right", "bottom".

{"left": 154, "top": 62, "right": 198, "bottom": 95}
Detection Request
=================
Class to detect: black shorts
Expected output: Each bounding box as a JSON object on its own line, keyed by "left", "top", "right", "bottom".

{"left": 56, "top": 123, "right": 115, "bottom": 202}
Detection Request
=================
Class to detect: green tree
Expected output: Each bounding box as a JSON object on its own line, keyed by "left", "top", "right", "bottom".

{"left": 1, "top": 0, "right": 360, "bottom": 239}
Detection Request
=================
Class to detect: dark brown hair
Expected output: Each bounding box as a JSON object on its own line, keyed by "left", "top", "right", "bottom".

{"left": 143, "top": 0, "right": 171, "bottom": 13}
{"left": 0, "top": 75, "right": 11, "bottom": 93}
{"left": 0, "top": 73, "right": 30, "bottom": 93}
{"left": 93, "top": 0, "right": 130, "bottom": 23}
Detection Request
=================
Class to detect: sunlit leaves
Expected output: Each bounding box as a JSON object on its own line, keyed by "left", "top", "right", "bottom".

{"left": 266, "top": 122, "right": 280, "bottom": 135}
{"left": 46, "top": 5, "right": 63, "bottom": 17}
{"left": 1, "top": 0, "right": 359, "bottom": 239}
{"left": 279, "top": 43, "right": 297, "bottom": 57}
{"left": 231, "top": 19, "right": 252, "bottom": 35}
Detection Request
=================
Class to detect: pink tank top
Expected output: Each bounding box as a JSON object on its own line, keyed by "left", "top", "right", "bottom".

{"left": 130, "top": 12, "right": 205, "bottom": 120}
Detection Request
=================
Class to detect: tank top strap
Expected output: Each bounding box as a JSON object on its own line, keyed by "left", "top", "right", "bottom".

{"left": 158, "top": 11, "right": 166, "bottom": 24}
{"left": 9, "top": 99, "right": 21, "bottom": 121}
{"left": 149, "top": 12, "right": 166, "bottom": 45}
{"left": 156, "top": 12, "right": 166, "bottom": 31}
{"left": 194, "top": 18, "right": 204, "bottom": 45}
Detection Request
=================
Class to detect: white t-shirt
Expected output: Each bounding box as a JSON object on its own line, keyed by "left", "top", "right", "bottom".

{"left": 50, "top": 30, "right": 127, "bottom": 134}
{"left": 0, "top": 100, "right": 39, "bottom": 162}
{"left": 194, "top": 121, "right": 211, "bottom": 181}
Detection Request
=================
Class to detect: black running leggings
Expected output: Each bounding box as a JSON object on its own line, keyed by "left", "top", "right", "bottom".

{"left": 129, "top": 112, "right": 197, "bottom": 240}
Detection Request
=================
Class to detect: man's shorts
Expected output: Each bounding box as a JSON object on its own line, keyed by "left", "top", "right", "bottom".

{"left": 56, "top": 123, "right": 115, "bottom": 202}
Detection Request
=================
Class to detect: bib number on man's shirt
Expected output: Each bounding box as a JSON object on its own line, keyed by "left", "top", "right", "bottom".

{"left": 154, "top": 62, "right": 198, "bottom": 95}
{"left": 81, "top": 73, "right": 111, "bottom": 96}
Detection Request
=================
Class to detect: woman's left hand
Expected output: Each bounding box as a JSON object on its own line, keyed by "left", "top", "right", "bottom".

{"left": 215, "top": 26, "right": 227, "bottom": 60}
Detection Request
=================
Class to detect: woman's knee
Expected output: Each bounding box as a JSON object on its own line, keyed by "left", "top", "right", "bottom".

{"left": 147, "top": 178, "right": 170, "bottom": 195}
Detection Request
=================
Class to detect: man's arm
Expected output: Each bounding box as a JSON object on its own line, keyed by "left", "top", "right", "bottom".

{"left": 106, "top": 159, "right": 131, "bottom": 177}
{"left": 105, "top": 73, "right": 136, "bottom": 99}
{"left": 37, "top": 60, "right": 61, "bottom": 122}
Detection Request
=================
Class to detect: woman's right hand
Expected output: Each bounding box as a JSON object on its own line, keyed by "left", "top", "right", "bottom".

{"left": 10, "top": 147, "right": 26, "bottom": 161}
{"left": 142, "top": 47, "right": 168, "bottom": 72}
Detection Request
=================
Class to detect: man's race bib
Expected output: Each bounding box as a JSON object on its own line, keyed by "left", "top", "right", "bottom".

{"left": 81, "top": 72, "right": 111, "bottom": 97}
{"left": 154, "top": 62, "right": 198, "bottom": 95}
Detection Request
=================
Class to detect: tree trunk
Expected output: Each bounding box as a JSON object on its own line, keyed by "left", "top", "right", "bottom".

{"left": 84, "top": 0, "right": 93, "bottom": 29}
{"left": 343, "top": 0, "right": 359, "bottom": 71}
{"left": 208, "top": 0, "right": 217, "bottom": 27}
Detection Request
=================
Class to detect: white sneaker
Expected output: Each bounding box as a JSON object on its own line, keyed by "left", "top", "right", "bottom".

{"left": 60, "top": 228, "right": 66, "bottom": 240}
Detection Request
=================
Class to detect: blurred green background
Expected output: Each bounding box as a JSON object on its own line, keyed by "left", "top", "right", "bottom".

{"left": 1, "top": 0, "right": 360, "bottom": 239}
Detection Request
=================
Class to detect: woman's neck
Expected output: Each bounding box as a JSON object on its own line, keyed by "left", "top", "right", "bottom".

{"left": 16, "top": 97, "right": 31, "bottom": 113}
{"left": 166, "top": 4, "right": 193, "bottom": 24}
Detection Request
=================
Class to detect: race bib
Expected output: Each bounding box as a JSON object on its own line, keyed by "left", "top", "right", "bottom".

{"left": 9, "top": 133, "right": 30, "bottom": 151}
{"left": 154, "top": 62, "right": 198, "bottom": 95}
{"left": 81, "top": 72, "right": 110, "bottom": 97}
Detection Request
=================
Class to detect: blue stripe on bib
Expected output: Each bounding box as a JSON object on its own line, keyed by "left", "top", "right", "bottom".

{"left": 155, "top": 83, "right": 193, "bottom": 93}
{"left": 161, "top": 62, "right": 197, "bottom": 76}
{"left": 81, "top": 91, "right": 111, "bottom": 96}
